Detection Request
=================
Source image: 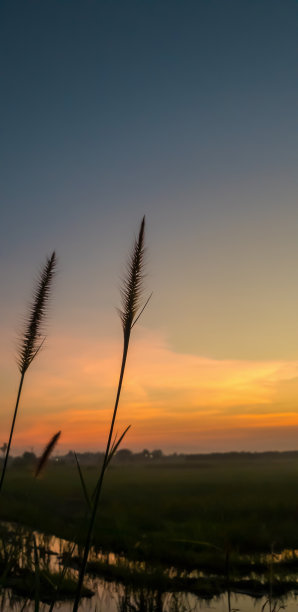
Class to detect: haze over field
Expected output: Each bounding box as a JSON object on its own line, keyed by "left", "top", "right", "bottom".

{"left": 1, "top": 0, "right": 297, "bottom": 453}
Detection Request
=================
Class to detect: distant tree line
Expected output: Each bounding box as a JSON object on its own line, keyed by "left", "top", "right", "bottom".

{"left": 2, "top": 445, "right": 298, "bottom": 469}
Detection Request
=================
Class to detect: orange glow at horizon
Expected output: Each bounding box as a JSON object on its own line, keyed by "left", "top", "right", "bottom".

{"left": 1, "top": 328, "right": 298, "bottom": 453}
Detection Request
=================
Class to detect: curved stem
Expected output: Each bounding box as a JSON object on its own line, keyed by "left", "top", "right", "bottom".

{"left": 72, "top": 333, "right": 130, "bottom": 611}
{"left": 0, "top": 372, "right": 25, "bottom": 496}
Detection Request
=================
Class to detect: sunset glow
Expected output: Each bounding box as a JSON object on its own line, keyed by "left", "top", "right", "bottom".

{"left": 1, "top": 329, "right": 298, "bottom": 454}
{"left": 1, "top": 0, "right": 297, "bottom": 457}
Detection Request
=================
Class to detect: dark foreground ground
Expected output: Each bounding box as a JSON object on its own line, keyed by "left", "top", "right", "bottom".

{"left": 1, "top": 452, "right": 298, "bottom": 567}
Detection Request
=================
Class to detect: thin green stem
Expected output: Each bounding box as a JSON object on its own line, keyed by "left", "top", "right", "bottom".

{"left": 0, "top": 372, "right": 25, "bottom": 496}
{"left": 72, "top": 333, "right": 130, "bottom": 611}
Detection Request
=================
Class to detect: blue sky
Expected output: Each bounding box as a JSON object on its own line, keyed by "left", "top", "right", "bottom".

{"left": 1, "top": 1, "right": 298, "bottom": 452}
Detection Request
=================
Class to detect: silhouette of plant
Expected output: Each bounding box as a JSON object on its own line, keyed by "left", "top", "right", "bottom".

{"left": 73, "top": 217, "right": 150, "bottom": 610}
{"left": 0, "top": 252, "right": 57, "bottom": 495}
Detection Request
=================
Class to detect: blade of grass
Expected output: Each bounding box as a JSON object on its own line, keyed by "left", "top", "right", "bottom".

{"left": 33, "top": 535, "right": 40, "bottom": 612}
{"left": 109, "top": 431, "right": 118, "bottom": 458}
{"left": 92, "top": 425, "right": 131, "bottom": 503}
{"left": 131, "top": 292, "right": 153, "bottom": 329}
{"left": 106, "top": 425, "right": 131, "bottom": 467}
{"left": 74, "top": 452, "right": 91, "bottom": 511}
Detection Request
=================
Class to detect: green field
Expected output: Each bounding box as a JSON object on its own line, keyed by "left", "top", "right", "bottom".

{"left": 1, "top": 453, "right": 298, "bottom": 569}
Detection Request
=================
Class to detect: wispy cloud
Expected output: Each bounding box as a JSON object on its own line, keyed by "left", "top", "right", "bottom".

{"left": 1, "top": 328, "right": 298, "bottom": 453}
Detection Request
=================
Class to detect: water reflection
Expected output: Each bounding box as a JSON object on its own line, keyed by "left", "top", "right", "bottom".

{"left": 1, "top": 523, "right": 298, "bottom": 611}
{"left": 0, "top": 589, "right": 295, "bottom": 612}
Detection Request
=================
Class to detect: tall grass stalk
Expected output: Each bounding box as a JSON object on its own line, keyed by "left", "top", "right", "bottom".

{"left": 72, "top": 217, "right": 148, "bottom": 611}
{"left": 0, "top": 252, "right": 56, "bottom": 495}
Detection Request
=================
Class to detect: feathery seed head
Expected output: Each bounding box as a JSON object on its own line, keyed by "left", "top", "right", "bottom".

{"left": 119, "top": 217, "right": 146, "bottom": 336}
{"left": 18, "top": 252, "right": 57, "bottom": 374}
{"left": 35, "top": 430, "right": 61, "bottom": 478}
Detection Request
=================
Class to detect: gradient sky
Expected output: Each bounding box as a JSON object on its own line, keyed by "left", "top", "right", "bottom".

{"left": 1, "top": 0, "right": 298, "bottom": 454}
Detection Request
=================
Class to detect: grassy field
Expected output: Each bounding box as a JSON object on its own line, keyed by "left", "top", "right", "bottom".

{"left": 1, "top": 453, "right": 298, "bottom": 569}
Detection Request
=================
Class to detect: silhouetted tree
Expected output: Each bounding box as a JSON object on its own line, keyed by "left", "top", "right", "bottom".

{"left": 0, "top": 443, "right": 7, "bottom": 456}
{"left": 116, "top": 449, "right": 133, "bottom": 462}
{"left": 152, "top": 449, "right": 163, "bottom": 460}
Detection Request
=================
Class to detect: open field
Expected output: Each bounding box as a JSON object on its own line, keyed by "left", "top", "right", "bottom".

{"left": 1, "top": 453, "right": 298, "bottom": 568}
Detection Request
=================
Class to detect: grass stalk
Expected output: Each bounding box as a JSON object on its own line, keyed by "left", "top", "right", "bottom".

{"left": 72, "top": 217, "right": 148, "bottom": 611}
{"left": 0, "top": 373, "right": 25, "bottom": 495}
{"left": 0, "top": 252, "right": 56, "bottom": 496}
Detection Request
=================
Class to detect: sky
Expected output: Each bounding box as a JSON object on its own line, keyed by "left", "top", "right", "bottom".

{"left": 1, "top": 0, "right": 298, "bottom": 454}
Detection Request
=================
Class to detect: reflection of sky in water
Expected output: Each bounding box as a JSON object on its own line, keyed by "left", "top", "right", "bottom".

{"left": 2, "top": 524, "right": 298, "bottom": 611}
{"left": 2, "top": 591, "right": 298, "bottom": 612}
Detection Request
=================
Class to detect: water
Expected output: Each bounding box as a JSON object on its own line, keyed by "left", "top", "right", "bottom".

{"left": 1, "top": 590, "right": 298, "bottom": 612}
{"left": 1, "top": 524, "right": 298, "bottom": 611}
